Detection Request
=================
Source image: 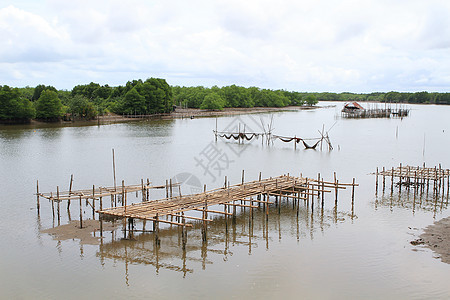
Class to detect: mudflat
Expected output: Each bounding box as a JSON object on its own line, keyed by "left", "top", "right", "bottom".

{"left": 411, "top": 216, "right": 450, "bottom": 264}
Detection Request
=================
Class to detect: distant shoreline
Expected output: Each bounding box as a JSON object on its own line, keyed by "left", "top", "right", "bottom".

{"left": 1, "top": 105, "right": 322, "bottom": 128}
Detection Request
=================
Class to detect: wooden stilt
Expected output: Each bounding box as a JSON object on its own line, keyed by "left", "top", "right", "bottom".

{"left": 90, "top": 185, "right": 94, "bottom": 219}
{"left": 375, "top": 167, "right": 378, "bottom": 195}
{"left": 57, "top": 186, "right": 60, "bottom": 224}
{"left": 122, "top": 180, "right": 126, "bottom": 213}
{"left": 79, "top": 195, "right": 83, "bottom": 228}
{"left": 36, "top": 180, "right": 40, "bottom": 213}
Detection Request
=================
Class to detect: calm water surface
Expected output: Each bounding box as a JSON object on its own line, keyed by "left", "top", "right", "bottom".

{"left": 0, "top": 102, "right": 449, "bottom": 299}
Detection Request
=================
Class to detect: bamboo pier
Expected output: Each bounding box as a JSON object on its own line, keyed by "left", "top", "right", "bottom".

{"left": 373, "top": 163, "right": 450, "bottom": 201}
{"left": 36, "top": 176, "right": 180, "bottom": 227}
{"left": 97, "top": 173, "right": 357, "bottom": 247}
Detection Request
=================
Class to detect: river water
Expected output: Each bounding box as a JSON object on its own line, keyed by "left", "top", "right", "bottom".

{"left": 0, "top": 102, "right": 449, "bottom": 299}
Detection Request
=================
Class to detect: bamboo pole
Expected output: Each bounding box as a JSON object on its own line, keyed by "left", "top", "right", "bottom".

{"left": 68, "top": 174, "right": 73, "bottom": 210}
{"left": 79, "top": 195, "right": 83, "bottom": 228}
{"left": 112, "top": 148, "right": 117, "bottom": 194}
{"left": 36, "top": 180, "right": 40, "bottom": 213}
{"left": 57, "top": 186, "right": 60, "bottom": 224}
{"left": 92, "top": 185, "right": 96, "bottom": 220}
{"left": 122, "top": 180, "right": 126, "bottom": 213}
{"left": 376, "top": 167, "right": 379, "bottom": 195}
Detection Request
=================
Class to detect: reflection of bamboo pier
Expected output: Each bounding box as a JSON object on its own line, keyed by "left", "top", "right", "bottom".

{"left": 98, "top": 173, "right": 357, "bottom": 248}
{"left": 97, "top": 201, "right": 353, "bottom": 278}
{"left": 373, "top": 163, "right": 450, "bottom": 202}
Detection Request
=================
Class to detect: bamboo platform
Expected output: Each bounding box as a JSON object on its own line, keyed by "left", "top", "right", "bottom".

{"left": 38, "top": 171, "right": 357, "bottom": 248}
{"left": 341, "top": 108, "right": 409, "bottom": 118}
{"left": 97, "top": 174, "right": 357, "bottom": 246}
{"left": 374, "top": 163, "right": 450, "bottom": 201}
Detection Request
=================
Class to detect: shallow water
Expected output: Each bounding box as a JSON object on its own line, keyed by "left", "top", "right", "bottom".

{"left": 0, "top": 102, "right": 449, "bottom": 299}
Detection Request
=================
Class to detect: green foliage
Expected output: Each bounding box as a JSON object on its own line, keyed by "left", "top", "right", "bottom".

{"left": 121, "top": 87, "right": 146, "bottom": 114}
{"left": 32, "top": 84, "right": 57, "bottom": 101}
{"left": 305, "top": 94, "right": 318, "bottom": 106}
{"left": 67, "top": 94, "right": 97, "bottom": 120}
{"left": 200, "top": 92, "right": 225, "bottom": 110}
{"left": 0, "top": 85, "right": 35, "bottom": 121}
{"left": 35, "top": 90, "right": 63, "bottom": 120}
{"left": 172, "top": 85, "right": 295, "bottom": 109}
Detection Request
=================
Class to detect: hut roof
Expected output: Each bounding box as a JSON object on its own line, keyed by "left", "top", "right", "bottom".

{"left": 344, "top": 102, "right": 364, "bottom": 110}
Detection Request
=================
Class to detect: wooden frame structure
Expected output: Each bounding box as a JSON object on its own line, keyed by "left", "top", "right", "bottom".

{"left": 97, "top": 173, "right": 357, "bottom": 248}
{"left": 374, "top": 163, "right": 450, "bottom": 200}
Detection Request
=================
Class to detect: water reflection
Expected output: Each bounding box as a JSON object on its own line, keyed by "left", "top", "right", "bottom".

{"left": 96, "top": 198, "right": 355, "bottom": 279}
{"left": 374, "top": 189, "right": 449, "bottom": 215}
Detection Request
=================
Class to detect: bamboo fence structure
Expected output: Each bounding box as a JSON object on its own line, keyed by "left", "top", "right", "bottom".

{"left": 373, "top": 163, "right": 450, "bottom": 202}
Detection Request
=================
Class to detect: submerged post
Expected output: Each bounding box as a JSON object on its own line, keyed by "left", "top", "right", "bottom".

{"left": 352, "top": 178, "right": 355, "bottom": 204}
{"left": 36, "top": 180, "right": 40, "bottom": 213}
{"left": 57, "top": 186, "right": 60, "bottom": 224}
{"left": 375, "top": 167, "right": 378, "bottom": 195}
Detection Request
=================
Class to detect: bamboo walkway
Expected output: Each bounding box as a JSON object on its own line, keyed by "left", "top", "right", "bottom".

{"left": 37, "top": 172, "right": 357, "bottom": 248}
{"left": 97, "top": 174, "right": 357, "bottom": 246}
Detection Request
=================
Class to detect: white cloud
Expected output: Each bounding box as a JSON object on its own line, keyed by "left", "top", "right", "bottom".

{"left": 0, "top": 0, "right": 449, "bottom": 92}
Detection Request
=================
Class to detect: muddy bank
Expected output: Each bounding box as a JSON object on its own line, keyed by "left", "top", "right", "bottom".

{"left": 411, "top": 216, "right": 450, "bottom": 264}
{"left": 2, "top": 106, "right": 324, "bottom": 129}
{"left": 41, "top": 220, "right": 118, "bottom": 245}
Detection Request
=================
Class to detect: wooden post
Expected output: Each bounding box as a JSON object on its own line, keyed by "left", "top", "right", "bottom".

{"left": 215, "top": 117, "right": 218, "bottom": 142}
{"left": 414, "top": 171, "right": 417, "bottom": 199}
{"left": 36, "top": 180, "right": 40, "bottom": 213}
{"left": 147, "top": 178, "right": 150, "bottom": 201}
{"left": 92, "top": 185, "right": 96, "bottom": 220}
{"left": 202, "top": 199, "right": 208, "bottom": 241}
{"left": 69, "top": 174, "right": 73, "bottom": 194}
{"left": 351, "top": 178, "right": 355, "bottom": 204}
{"left": 375, "top": 167, "right": 378, "bottom": 195}
{"left": 399, "top": 164, "right": 402, "bottom": 193}
{"left": 382, "top": 167, "right": 386, "bottom": 192}
{"left": 79, "top": 195, "right": 83, "bottom": 228}
{"left": 317, "top": 173, "right": 321, "bottom": 202}
{"left": 391, "top": 167, "right": 394, "bottom": 194}
{"left": 170, "top": 179, "right": 173, "bottom": 198}
{"left": 259, "top": 172, "right": 262, "bottom": 182}
{"left": 155, "top": 213, "right": 160, "bottom": 245}
{"left": 242, "top": 169, "right": 245, "bottom": 185}
{"left": 68, "top": 174, "right": 73, "bottom": 209}
{"left": 321, "top": 179, "right": 325, "bottom": 207}
{"left": 122, "top": 180, "right": 126, "bottom": 213}
{"left": 141, "top": 179, "right": 145, "bottom": 202}
{"left": 51, "top": 192, "right": 55, "bottom": 219}
{"left": 335, "top": 179, "right": 339, "bottom": 206}
{"left": 112, "top": 148, "right": 117, "bottom": 194}
{"left": 57, "top": 186, "right": 60, "bottom": 224}
{"left": 165, "top": 180, "right": 169, "bottom": 199}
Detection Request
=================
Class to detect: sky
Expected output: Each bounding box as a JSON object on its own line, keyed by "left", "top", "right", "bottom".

{"left": 1, "top": 0, "right": 450, "bottom": 92}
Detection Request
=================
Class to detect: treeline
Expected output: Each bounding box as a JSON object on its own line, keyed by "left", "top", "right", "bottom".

{"left": 0, "top": 78, "right": 172, "bottom": 123}
{"left": 313, "top": 91, "right": 450, "bottom": 104}
{"left": 3, "top": 78, "right": 449, "bottom": 124}
{"left": 172, "top": 85, "right": 318, "bottom": 110}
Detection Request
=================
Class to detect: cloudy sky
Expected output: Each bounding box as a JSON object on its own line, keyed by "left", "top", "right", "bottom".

{"left": 1, "top": 0, "right": 449, "bottom": 92}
